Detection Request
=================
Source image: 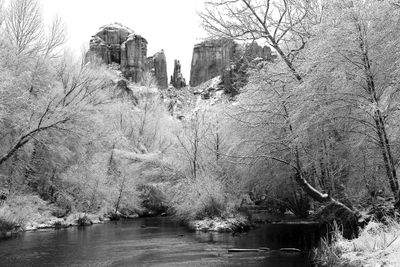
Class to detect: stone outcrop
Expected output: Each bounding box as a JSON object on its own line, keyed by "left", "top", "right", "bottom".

{"left": 222, "top": 42, "right": 274, "bottom": 96}
{"left": 170, "top": 60, "right": 186, "bottom": 88}
{"left": 243, "top": 42, "right": 273, "bottom": 61}
{"left": 120, "top": 34, "right": 148, "bottom": 82}
{"left": 87, "top": 36, "right": 112, "bottom": 64}
{"left": 193, "top": 76, "right": 224, "bottom": 100}
{"left": 189, "top": 38, "right": 237, "bottom": 87}
{"left": 87, "top": 23, "right": 169, "bottom": 86}
{"left": 86, "top": 23, "right": 132, "bottom": 65}
{"left": 189, "top": 38, "right": 275, "bottom": 89}
{"left": 146, "top": 50, "right": 168, "bottom": 89}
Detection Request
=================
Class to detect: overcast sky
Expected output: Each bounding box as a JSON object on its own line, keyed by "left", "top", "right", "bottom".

{"left": 41, "top": 0, "right": 207, "bottom": 80}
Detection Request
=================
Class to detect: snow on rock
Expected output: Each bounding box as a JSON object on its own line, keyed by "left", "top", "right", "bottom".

{"left": 97, "top": 22, "right": 134, "bottom": 36}
{"left": 188, "top": 216, "right": 249, "bottom": 232}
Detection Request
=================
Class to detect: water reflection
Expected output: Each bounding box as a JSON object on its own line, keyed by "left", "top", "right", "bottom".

{"left": 0, "top": 217, "right": 324, "bottom": 266}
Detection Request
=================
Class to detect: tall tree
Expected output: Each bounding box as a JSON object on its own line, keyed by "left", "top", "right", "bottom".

{"left": 202, "top": 0, "right": 400, "bottom": 209}
{"left": 5, "top": 0, "right": 43, "bottom": 55}
{"left": 201, "top": 0, "right": 349, "bottom": 208}
{"left": 303, "top": 0, "right": 400, "bottom": 204}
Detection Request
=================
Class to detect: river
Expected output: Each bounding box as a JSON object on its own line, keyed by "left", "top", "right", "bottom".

{"left": 0, "top": 217, "right": 325, "bottom": 266}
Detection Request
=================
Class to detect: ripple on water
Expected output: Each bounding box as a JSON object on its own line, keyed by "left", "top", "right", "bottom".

{"left": 0, "top": 217, "right": 323, "bottom": 267}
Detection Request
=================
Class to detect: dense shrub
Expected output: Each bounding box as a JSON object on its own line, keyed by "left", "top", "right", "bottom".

{"left": 314, "top": 219, "right": 400, "bottom": 266}
{"left": 77, "top": 215, "right": 93, "bottom": 226}
{"left": 0, "top": 206, "right": 20, "bottom": 232}
{"left": 0, "top": 194, "right": 50, "bottom": 232}
{"left": 172, "top": 175, "right": 235, "bottom": 221}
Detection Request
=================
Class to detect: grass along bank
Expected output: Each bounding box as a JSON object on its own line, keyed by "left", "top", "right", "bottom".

{"left": 314, "top": 219, "right": 400, "bottom": 266}
{"left": 0, "top": 194, "right": 115, "bottom": 237}
{"left": 170, "top": 174, "right": 253, "bottom": 232}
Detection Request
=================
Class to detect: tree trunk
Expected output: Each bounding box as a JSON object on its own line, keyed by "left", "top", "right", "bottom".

{"left": 115, "top": 176, "right": 126, "bottom": 214}
{"left": 356, "top": 21, "right": 400, "bottom": 202}
{"left": 240, "top": 0, "right": 359, "bottom": 214}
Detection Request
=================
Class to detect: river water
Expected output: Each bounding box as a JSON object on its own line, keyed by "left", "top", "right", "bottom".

{"left": 0, "top": 217, "right": 325, "bottom": 266}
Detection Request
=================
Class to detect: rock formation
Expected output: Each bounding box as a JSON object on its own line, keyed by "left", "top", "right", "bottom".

{"left": 192, "top": 76, "right": 223, "bottom": 100}
{"left": 189, "top": 38, "right": 275, "bottom": 89}
{"left": 87, "top": 35, "right": 112, "bottom": 64}
{"left": 170, "top": 60, "right": 186, "bottom": 88}
{"left": 86, "top": 23, "right": 132, "bottom": 65}
{"left": 146, "top": 50, "right": 168, "bottom": 89}
{"left": 86, "top": 23, "right": 147, "bottom": 83}
{"left": 120, "top": 34, "right": 148, "bottom": 83}
{"left": 86, "top": 23, "right": 167, "bottom": 87}
{"left": 243, "top": 42, "right": 273, "bottom": 61}
{"left": 224, "top": 42, "right": 274, "bottom": 96}
{"left": 189, "top": 38, "right": 237, "bottom": 87}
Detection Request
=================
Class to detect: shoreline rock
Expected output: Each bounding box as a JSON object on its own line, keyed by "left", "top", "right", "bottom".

{"left": 23, "top": 212, "right": 111, "bottom": 232}
{"left": 0, "top": 210, "right": 162, "bottom": 238}
{"left": 187, "top": 215, "right": 250, "bottom": 233}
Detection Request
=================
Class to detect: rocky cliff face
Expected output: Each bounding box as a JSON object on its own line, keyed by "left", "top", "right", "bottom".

{"left": 243, "top": 42, "right": 273, "bottom": 61}
{"left": 170, "top": 60, "right": 186, "bottom": 88}
{"left": 147, "top": 50, "right": 168, "bottom": 89}
{"left": 189, "top": 39, "right": 274, "bottom": 88}
{"left": 120, "top": 34, "right": 148, "bottom": 83}
{"left": 92, "top": 23, "right": 132, "bottom": 64}
{"left": 189, "top": 38, "right": 236, "bottom": 87}
{"left": 86, "top": 23, "right": 147, "bottom": 83}
{"left": 87, "top": 23, "right": 167, "bottom": 87}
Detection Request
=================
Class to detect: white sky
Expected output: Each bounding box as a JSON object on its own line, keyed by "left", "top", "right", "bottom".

{"left": 41, "top": 0, "right": 207, "bottom": 80}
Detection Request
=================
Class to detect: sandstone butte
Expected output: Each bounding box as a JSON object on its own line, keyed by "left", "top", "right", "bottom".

{"left": 86, "top": 22, "right": 275, "bottom": 91}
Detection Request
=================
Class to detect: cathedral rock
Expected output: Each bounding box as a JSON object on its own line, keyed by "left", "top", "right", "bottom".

{"left": 171, "top": 60, "right": 186, "bottom": 88}
{"left": 147, "top": 50, "right": 168, "bottom": 89}
{"left": 189, "top": 38, "right": 274, "bottom": 88}
{"left": 189, "top": 38, "right": 236, "bottom": 87}
{"left": 86, "top": 23, "right": 167, "bottom": 88}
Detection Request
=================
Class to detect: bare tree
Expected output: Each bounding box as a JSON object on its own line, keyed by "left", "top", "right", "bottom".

{"left": 201, "top": 0, "right": 400, "bottom": 211}
{"left": 0, "top": 58, "right": 114, "bottom": 167}
{"left": 201, "top": 0, "right": 345, "bottom": 208}
{"left": 3, "top": 0, "right": 66, "bottom": 96}
{"left": 5, "top": 0, "right": 43, "bottom": 55}
{"left": 200, "top": 0, "right": 322, "bottom": 81}
{"left": 44, "top": 15, "right": 67, "bottom": 58}
{"left": 4, "top": 0, "right": 66, "bottom": 58}
{"left": 114, "top": 175, "right": 127, "bottom": 214}
{"left": 304, "top": 0, "right": 400, "bottom": 204}
{"left": 353, "top": 12, "right": 399, "bottom": 202}
{"left": 176, "top": 110, "right": 211, "bottom": 179}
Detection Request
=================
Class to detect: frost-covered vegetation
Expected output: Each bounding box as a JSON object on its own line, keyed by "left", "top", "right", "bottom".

{"left": 2, "top": 3, "right": 400, "bottom": 266}
{"left": 314, "top": 219, "right": 400, "bottom": 266}
{"left": 0, "top": 0, "right": 243, "bottom": 233}
{"left": 199, "top": 0, "right": 400, "bottom": 262}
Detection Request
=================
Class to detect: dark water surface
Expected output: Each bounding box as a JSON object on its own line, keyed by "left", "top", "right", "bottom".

{"left": 0, "top": 217, "right": 325, "bottom": 266}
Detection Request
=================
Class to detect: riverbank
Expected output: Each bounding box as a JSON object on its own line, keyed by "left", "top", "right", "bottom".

{"left": 314, "top": 219, "right": 400, "bottom": 266}
{"left": 0, "top": 211, "right": 113, "bottom": 239}
{"left": 0, "top": 194, "right": 140, "bottom": 238}
{"left": 0, "top": 193, "right": 310, "bottom": 237}
{"left": 185, "top": 211, "right": 311, "bottom": 233}
{"left": 0, "top": 193, "right": 248, "bottom": 237}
